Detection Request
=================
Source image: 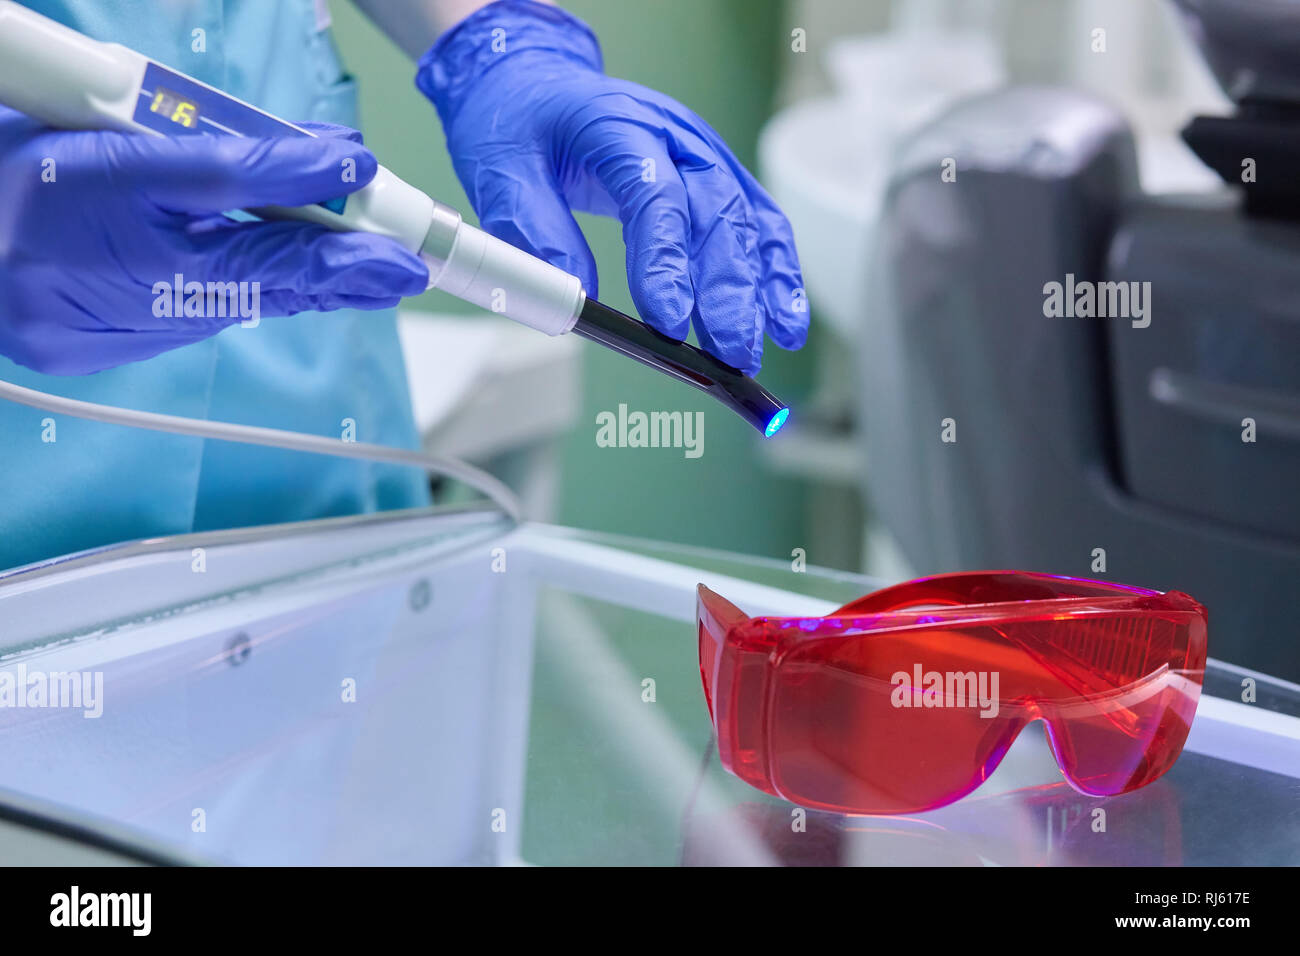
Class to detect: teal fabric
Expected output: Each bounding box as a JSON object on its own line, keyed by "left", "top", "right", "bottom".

{"left": 0, "top": 0, "right": 429, "bottom": 571}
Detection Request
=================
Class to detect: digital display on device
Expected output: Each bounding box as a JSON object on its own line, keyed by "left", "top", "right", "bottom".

{"left": 148, "top": 87, "right": 199, "bottom": 128}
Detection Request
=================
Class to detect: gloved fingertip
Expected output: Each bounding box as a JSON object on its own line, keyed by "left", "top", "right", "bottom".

{"left": 766, "top": 314, "right": 809, "bottom": 351}
{"left": 734, "top": 348, "right": 760, "bottom": 377}
{"left": 691, "top": 271, "right": 765, "bottom": 372}
{"left": 375, "top": 261, "right": 431, "bottom": 299}
{"left": 632, "top": 269, "right": 693, "bottom": 341}
{"left": 761, "top": 272, "right": 811, "bottom": 350}
{"left": 384, "top": 249, "right": 433, "bottom": 297}
{"left": 770, "top": 326, "right": 808, "bottom": 351}
{"left": 387, "top": 267, "right": 431, "bottom": 299}
{"left": 266, "top": 134, "right": 377, "bottom": 196}
{"left": 705, "top": 335, "right": 756, "bottom": 375}
{"left": 333, "top": 141, "right": 380, "bottom": 191}
{"left": 295, "top": 120, "right": 365, "bottom": 144}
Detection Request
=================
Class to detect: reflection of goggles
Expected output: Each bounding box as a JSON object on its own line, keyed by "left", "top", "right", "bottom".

{"left": 697, "top": 571, "right": 1207, "bottom": 815}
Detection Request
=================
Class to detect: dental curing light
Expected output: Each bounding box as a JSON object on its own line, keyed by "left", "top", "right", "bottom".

{"left": 575, "top": 299, "right": 788, "bottom": 436}
{"left": 0, "top": 1, "right": 789, "bottom": 437}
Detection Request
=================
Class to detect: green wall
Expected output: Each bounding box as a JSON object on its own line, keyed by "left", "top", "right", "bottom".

{"left": 332, "top": 0, "right": 813, "bottom": 561}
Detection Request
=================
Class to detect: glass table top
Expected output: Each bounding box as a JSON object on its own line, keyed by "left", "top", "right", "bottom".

{"left": 0, "top": 505, "right": 1294, "bottom": 866}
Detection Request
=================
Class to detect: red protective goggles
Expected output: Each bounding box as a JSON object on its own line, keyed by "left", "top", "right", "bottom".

{"left": 697, "top": 571, "right": 1207, "bottom": 815}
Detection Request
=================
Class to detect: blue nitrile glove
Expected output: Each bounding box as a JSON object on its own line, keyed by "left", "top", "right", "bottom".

{"left": 0, "top": 111, "right": 428, "bottom": 375}
{"left": 417, "top": 0, "right": 807, "bottom": 375}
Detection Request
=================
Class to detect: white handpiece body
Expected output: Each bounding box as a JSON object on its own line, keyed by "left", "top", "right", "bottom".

{"left": 0, "top": 0, "right": 583, "bottom": 335}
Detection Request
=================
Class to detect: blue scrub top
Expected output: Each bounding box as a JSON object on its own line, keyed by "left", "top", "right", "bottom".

{"left": 0, "top": 0, "right": 430, "bottom": 571}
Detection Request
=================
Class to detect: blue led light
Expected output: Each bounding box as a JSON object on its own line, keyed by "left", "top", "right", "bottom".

{"left": 765, "top": 407, "right": 790, "bottom": 438}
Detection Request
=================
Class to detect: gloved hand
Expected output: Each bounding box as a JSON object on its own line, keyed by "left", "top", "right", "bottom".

{"left": 417, "top": 0, "right": 807, "bottom": 375}
{"left": 0, "top": 111, "right": 428, "bottom": 375}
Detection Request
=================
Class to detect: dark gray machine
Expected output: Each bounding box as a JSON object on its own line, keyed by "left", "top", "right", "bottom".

{"left": 860, "top": 0, "right": 1300, "bottom": 680}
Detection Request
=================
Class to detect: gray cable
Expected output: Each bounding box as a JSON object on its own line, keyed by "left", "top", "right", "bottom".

{"left": 0, "top": 378, "right": 523, "bottom": 521}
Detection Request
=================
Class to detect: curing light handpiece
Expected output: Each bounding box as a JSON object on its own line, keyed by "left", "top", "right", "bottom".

{"left": 574, "top": 299, "right": 789, "bottom": 437}
{"left": 0, "top": 0, "right": 789, "bottom": 437}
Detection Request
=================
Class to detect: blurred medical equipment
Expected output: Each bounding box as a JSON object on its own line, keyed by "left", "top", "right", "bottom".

{"left": 860, "top": 0, "right": 1300, "bottom": 680}
{"left": 0, "top": 0, "right": 790, "bottom": 436}
{"left": 759, "top": 3, "right": 1007, "bottom": 570}
{"left": 758, "top": 0, "right": 1234, "bottom": 570}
